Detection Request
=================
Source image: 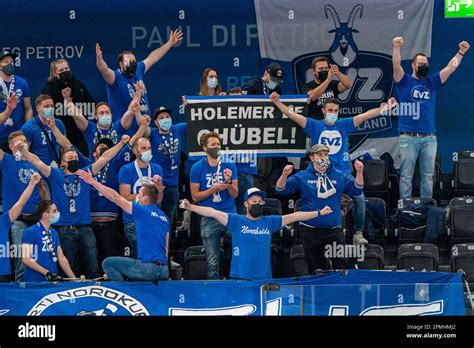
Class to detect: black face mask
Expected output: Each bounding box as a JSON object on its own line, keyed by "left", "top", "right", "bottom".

{"left": 248, "top": 203, "right": 264, "bottom": 218}
{"left": 416, "top": 64, "right": 429, "bottom": 78}
{"left": 2, "top": 63, "right": 14, "bottom": 76}
{"left": 59, "top": 70, "right": 72, "bottom": 83}
{"left": 317, "top": 70, "right": 329, "bottom": 82}
{"left": 98, "top": 147, "right": 109, "bottom": 157}
{"left": 207, "top": 147, "right": 220, "bottom": 159}
{"left": 67, "top": 160, "right": 80, "bottom": 173}
{"left": 123, "top": 61, "right": 137, "bottom": 77}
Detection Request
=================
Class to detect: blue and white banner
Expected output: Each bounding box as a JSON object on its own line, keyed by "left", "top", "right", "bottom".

{"left": 0, "top": 270, "right": 464, "bottom": 316}
{"left": 185, "top": 95, "right": 308, "bottom": 159}
{"left": 254, "top": 0, "right": 435, "bottom": 168}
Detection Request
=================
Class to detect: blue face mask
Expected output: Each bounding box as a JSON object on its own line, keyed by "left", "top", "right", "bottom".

{"left": 266, "top": 80, "right": 279, "bottom": 90}
{"left": 140, "top": 150, "right": 153, "bottom": 163}
{"left": 207, "top": 77, "right": 218, "bottom": 89}
{"left": 49, "top": 211, "right": 60, "bottom": 225}
{"left": 98, "top": 115, "right": 112, "bottom": 128}
{"left": 158, "top": 118, "right": 172, "bottom": 132}
{"left": 324, "top": 113, "right": 338, "bottom": 125}
{"left": 43, "top": 107, "right": 55, "bottom": 119}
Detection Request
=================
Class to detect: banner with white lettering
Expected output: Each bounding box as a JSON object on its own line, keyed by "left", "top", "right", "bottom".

{"left": 185, "top": 95, "right": 308, "bottom": 159}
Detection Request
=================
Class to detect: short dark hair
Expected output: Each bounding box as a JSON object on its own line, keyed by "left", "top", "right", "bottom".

{"left": 95, "top": 102, "right": 110, "bottom": 111}
{"left": 118, "top": 50, "right": 134, "bottom": 63}
{"left": 311, "top": 56, "right": 330, "bottom": 69}
{"left": 132, "top": 137, "right": 150, "bottom": 149}
{"left": 228, "top": 87, "right": 242, "bottom": 95}
{"left": 142, "top": 184, "right": 159, "bottom": 204}
{"left": 60, "top": 148, "right": 77, "bottom": 161}
{"left": 36, "top": 200, "right": 54, "bottom": 219}
{"left": 35, "top": 94, "right": 54, "bottom": 108}
{"left": 412, "top": 53, "right": 428, "bottom": 64}
{"left": 199, "top": 131, "right": 222, "bottom": 147}
{"left": 322, "top": 98, "right": 340, "bottom": 108}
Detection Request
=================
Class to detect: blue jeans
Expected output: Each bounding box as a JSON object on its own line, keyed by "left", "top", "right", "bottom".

{"left": 161, "top": 185, "right": 179, "bottom": 221}
{"left": 399, "top": 135, "right": 437, "bottom": 199}
{"left": 200, "top": 216, "right": 230, "bottom": 280}
{"left": 124, "top": 222, "right": 137, "bottom": 259}
{"left": 102, "top": 256, "right": 169, "bottom": 281}
{"left": 11, "top": 220, "right": 28, "bottom": 281}
{"left": 352, "top": 193, "right": 366, "bottom": 232}
{"left": 235, "top": 174, "right": 255, "bottom": 215}
{"left": 57, "top": 225, "right": 99, "bottom": 279}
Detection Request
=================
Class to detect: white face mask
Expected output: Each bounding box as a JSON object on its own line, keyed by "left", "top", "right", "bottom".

{"left": 98, "top": 114, "right": 112, "bottom": 128}
{"left": 324, "top": 113, "right": 338, "bottom": 125}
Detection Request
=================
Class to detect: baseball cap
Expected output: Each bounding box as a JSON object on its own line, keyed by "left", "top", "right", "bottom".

{"left": 244, "top": 187, "right": 267, "bottom": 201}
{"left": 266, "top": 63, "right": 284, "bottom": 81}
{"left": 0, "top": 51, "right": 17, "bottom": 61}
{"left": 310, "top": 144, "right": 330, "bottom": 154}
{"left": 153, "top": 106, "right": 173, "bottom": 120}
{"left": 93, "top": 137, "right": 114, "bottom": 153}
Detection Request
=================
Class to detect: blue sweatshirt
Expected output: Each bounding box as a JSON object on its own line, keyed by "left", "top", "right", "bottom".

{"left": 276, "top": 164, "right": 363, "bottom": 229}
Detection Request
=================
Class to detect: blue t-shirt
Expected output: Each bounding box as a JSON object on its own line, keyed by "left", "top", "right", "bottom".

{"left": 227, "top": 214, "right": 282, "bottom": 280}
{"left": 91, "top": 147, "right": 133, "bottom": 219}
{"left": 106, "top": 61, "right": 150, "bottom": 127}
{"left": 304, "top": 117, "right": 356, "bottom": 174}
{"left": 0, "top": 75, "right": 30, "bottom": 140}
{"left": 84, "top": 120, "right": 126, "bottom": 159}
{"left": 190, "top": 158, "right": 238, "bottom": 213}
{"left": 150, "top": 123, "right": 186, "bottom": 186}
{"left": 395, "top": 72, "right": 442, "bottom": 133}
{"left": 49, "top": 165, "right": 92, "bottom": 226}
{"left": 1, "top": 153, "right": 41, "bottom": 214}
{"left": 21, "top": 116, "right": 66, "bottom": 166}
{"left": 118, "top": 161, "right": 163, "bottom": 223}
{"left": 0, "top": 212, "right": 12, "bottom": 276}
{"left": 132, "top": 203, "right": 169, "bottom": 263}
{"left": 22, "top": 222, "right": 61, "bottom": 282}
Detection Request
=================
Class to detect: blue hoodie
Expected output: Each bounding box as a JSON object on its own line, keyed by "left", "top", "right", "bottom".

{"left": 276, "top": 163, "right": 363, "bottom": 229}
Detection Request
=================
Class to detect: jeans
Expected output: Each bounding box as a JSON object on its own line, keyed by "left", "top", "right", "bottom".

{"left": 11, "top": 220, "right": 28, "bottom": 281}
{"left": 352, "top": 193, "right": 366, "bottom": 232}
{"left": 102, "top": 256, "right": 169, "bottom": 281}
{"left": 161, "top": 185, "right": 179, "bottom": 221}
{"left": 200, "top": 216, "right": 230, "bottom": 280}
{"left": 57, "top": 225, "right": 99, "bottom": 279}
{"left": 235, "top": 174, "right": 255, "bottom": 215}
{"left": 124, "top": 222, "right": 137, "bottom": 259}
{"left": 399, "top": 135, "right": 437, "bottom": 199}
{"left": 92, "top": 221, "right": 122, "bottom": 274}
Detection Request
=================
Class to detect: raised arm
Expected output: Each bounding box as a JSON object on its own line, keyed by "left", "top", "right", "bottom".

{"left": 306, "top": 69, "right": 334, "bottom": 102}
{"left": 440, "top": 41, "right": 470, "bottom": 84}
{"left": 180, "top": 199, "right": 228, "bottom": 226}
{"left": 63, "top": 88, "right": 88, "bottom": 132}
{"left": 282, "top": 206, "right": 332, "bottom": 226}
{"left": 15, "top": 142, "right": 51, "bottom": 178}
{"left": 276, "top": 164, "right": 293, "bottom": 191}
{"left": 92, "top": 135, "right": 130, "bottom": 175}
{"left": 46, "top": 117, "right": 73, "bottom": 152}
{"left": 223, "top": 168, "right": 238, "bottom": 199}
{"left": 330, "top": 64, "right": 353, "bottom": 92}
{"left": 392, "top": 37, "right": 405, "bottom": 83}
{"left": 353, "top": 97, "right": 397, "bottom": 127}
{"left": 0, "top": 95, "right": 18, "bottom": 125}
{"left": 143, "top": 29, "right": 183, "bottom": 73}
{"left": 121, "top": 83, "right": 144, "bottom": 130}
{"left": 96, "top": 43, "right": 115, "bottom": 86}
{"left": 8, "top": 172, "right": 41, "bottom": 222}
{"left": 269, "top": 92, "right": 307, "bottom": 128}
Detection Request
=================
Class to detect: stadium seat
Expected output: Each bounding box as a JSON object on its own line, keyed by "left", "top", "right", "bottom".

{"left": 397, "top": 243, "right": 439, "bottom": 271}
{"left": 447, "top": 197, "right": 474, "bottom": 244}
{"left": 452, "top": 150, "right": 474, "bottom": 197}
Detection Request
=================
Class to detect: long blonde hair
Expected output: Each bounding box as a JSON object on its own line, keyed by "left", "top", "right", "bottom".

{"left": 48, "top": 59, "right": 69, "bottom": 81}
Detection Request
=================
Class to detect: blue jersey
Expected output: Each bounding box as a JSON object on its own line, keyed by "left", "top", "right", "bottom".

{"left": 90, "top": 147, "right": 133, "bottom": 219}
{"left": 21, "top": 116, "right": 66, "bottom": 166}
{"left": 22, "top": 222, "right": 61, "bottom": 282}
{"left": 1, "top": 153, "right": 41, "bottom": 214}
{"left": 118, "top": 161, "right": 163, "bottom": 223}
{"left": 84, "top": 120, "right": 126, "bottom": 158}
{"left": 132, "top": 203, "right": 169, "bottom": 263}
{"left": 190, "top": 158, "right": 237, "bottom": 213}
{"left": 0, "top": 212, "right": 12, "bottom": 276}
{"left": 149, "top": 123, "right": 186, "bottom": 186}
{"left": 304, "top": 117, "right": 355, "bottom": 174}
{"left": 276, "top": 164, "right": 363, "bottom": 229}
{"left": 0, "top": 75, "right": 30, "bottom": 140}
{"left": 227, "top": 214, "right": 282, "bottom": 280}
{"left": 395, "top": 72, "right": 442, "bottom": 133}
{"left": 49, "top": 165, "right": 92, "bottom": 226}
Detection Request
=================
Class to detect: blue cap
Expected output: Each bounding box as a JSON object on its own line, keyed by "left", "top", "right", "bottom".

{"left": 244, "top": 187, "right": 267, "bottom": 201}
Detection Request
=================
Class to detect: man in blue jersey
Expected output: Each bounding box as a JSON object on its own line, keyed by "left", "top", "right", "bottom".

{"left": 22, "top": 199, "right": 76, "bottom": 282}
{"left": 271, "top": 92, "right": 396, "bottom": 245}
{"left": 180, "top": 188, "right": 332, "bottom": 280}
{"left": 95, "top": 29, "right": 182, "bottom": 132}
{"left": 0, "top": 172, "right": 40, "bottom": 282}
{"left": 78, "top": 169, "right": 169, "bottom": 281}
{"left": 119, "top": 137, "right": 164, "bottom": 259}
{"left": 392, "top": 37, "right": 470, "bottom": 199}
{"left": 275, "top": 144, "right": 365, "bottom": 273}
{"left": 190, "top": 131, "right": 238, "bottom": 280}
{"left": 15, "top": 134, "right": 131, "bottom": 279}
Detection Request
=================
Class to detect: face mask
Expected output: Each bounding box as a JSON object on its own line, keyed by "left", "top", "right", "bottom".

{"left": 266, "top": 80, "right": 279, "bottom": 90}
{"left": 207, "top": 77, "right": 218, "bottom": 89}
{"left": 324, "top": 113, "right": 338, "bottom": 125}
{"left": 98, "top": 146, "right": 109, "bottom": 157}
{"left": 140, "top": 150, "right": 153, "bottom": 163}
{"left": 123, "top": 60, "right": 137, "bottom": 77}
{"left": 135, "top": 196, "right": 140, "bottom": 204}
{"left": 416, "top": 64, "right": 429, "bottom": 78}
{"left": 43, "top": 107, "right": 55, "bottom": 119}
{"left": 66, "top": 159, "right": 80, "bottom": 173}
{"left": 14, "top": 143, "right": 27, "bottom": 159}
{"left": 248, "top": 203, "right": 264, "bottom": 218}
{"left": 59, "top": 70, "right": 72, "bottom": 82}
{"left": 98, "top": 115, "right": 112, "bottom": 128}
{"left": 158, "top": 118, "right": 172, "bottom": 132}
{"left": 49, "top": 211, "right": 60, "bottom": 225}
{"left": 2, "top": 63, "right": 14, "bottom": 76}
{"left": 317, "top": 70, "right": 329, "bottom": 82}
{"left": 315, "top": 157, "right": 330, "bottom": 170}
{"left": 207, "top": 147, "right": 220, "bottom": 159}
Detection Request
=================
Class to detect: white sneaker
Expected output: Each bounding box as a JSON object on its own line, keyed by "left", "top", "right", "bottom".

{"left": 353, "top": 231, "right": 368, "bottom": 245}
{"left": 170, "top": 258, "right": 181, "bottom": 269}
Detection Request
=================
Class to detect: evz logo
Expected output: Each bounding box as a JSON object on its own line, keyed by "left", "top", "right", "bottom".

{"left": 411, "top": 87, "right": 431, "bottom": 102}
{"left": 319, "top": 130, "right": 342, "bottom": 154}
